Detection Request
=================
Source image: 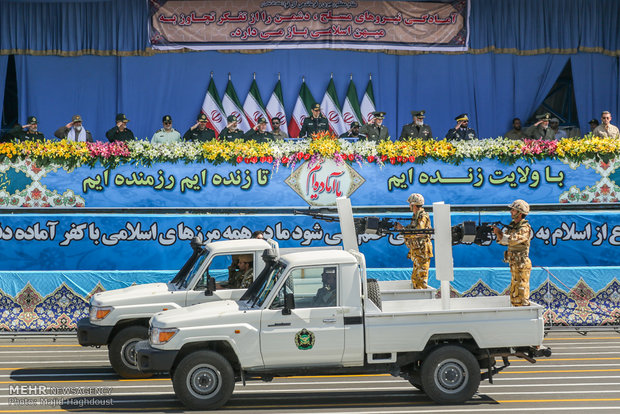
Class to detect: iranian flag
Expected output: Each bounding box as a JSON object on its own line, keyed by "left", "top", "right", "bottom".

{"left": 360, "top": 76, "right": 376, "bottom": 124}
{"left": 289, "top": 80, "right": 316, "bottom": 138}
{"left": 265, "top": 79, "right": 287, "bottom": 133}
{"left": 341, "top": 78, "right": 363, "bottom": 128}
{"left": 222, "top": 77, "right": 250, "bottom": 132}
{"left": 243, "top": 78, "right": 268, "bottom": 129}
{"left": 321, "top": 78, "right": 347, "bottom": 136}
{"left": 201, "top": 76, "right": 227, "bottom": 135}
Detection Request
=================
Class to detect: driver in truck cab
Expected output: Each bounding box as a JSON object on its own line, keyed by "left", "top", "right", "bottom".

{"left": 312, "top": 267, "right": 337, "bottom": 307}
{"left": 227, "top": 254, "right": 254, "bottom": 289}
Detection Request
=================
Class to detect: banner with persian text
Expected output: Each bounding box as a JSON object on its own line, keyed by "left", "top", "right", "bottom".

{"left": 2, "top": 157, "right": 616, "bottom": 209}
{"left": 149, "top": 0, "right": 469, "bottom": 51}
{"left": 0, "top": 211, "right": 618, "bottom": 271}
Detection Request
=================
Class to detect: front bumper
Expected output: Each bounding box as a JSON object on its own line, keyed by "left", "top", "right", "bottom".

{"left": 135, "top": 340, "right": 178, "bottom": 373}
{"left": 77, "top": 318, "right": 114, "bottom": 346}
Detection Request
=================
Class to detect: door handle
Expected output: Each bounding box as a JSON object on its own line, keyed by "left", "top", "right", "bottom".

{"left": 323, "top": 318, "right": 336, "bottom": 323}
{"left": 267, "top": 322, "right": 291, "bottom": 327}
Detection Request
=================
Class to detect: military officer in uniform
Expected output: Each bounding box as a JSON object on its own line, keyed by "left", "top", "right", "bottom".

{"left": 151, "top": 115, "right": 181, "bottom": 144}
{"left": 9, "top": 116, "right": 45, "bottom": 141}
{"left": 270, "top": 117, "right": 288, "bottom": 140}
{"left": 219, "top": 115, "right": 244, "bottom": 141}
{"left": 312, "top": 267, "right": 337, "bottom": 307}
{"left": 183, "top": 113, "right": 215, "bottom": 142}
{"left": 339, "top": 121, "right": 362, "bottom": 138}
{"left": 54, "top": 115, "right": 93, "bottom": 142}
{"left": 525, "top": 113, "right": 555, "bottom": 140}
{"left": 106, "top": 113, "right": 135, "bottom": 142}
{"left": 360, "top": 111, "right": 390, "bottom": 142}
{"left": 244, "top": 117, "right": 273, "bottom": 142}
{"left": 299, "top": 103, "right": 329, "bottom": 137}
{"left": 492, "top": 200, "right": 532, "bottom": 307}
{"left": 395, "top": 193, "right": 433, "bottom": 289}
{"left": 445, "top": 113, "right": 477, "bottom": 140}
{"left": 504, "top": 118, "right": 528, "bottom": 140}
{"left": 399, "top": 110, "right": 433, "bottom": 140}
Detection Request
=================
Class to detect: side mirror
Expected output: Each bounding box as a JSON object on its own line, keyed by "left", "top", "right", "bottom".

{"left": 204, "top": 277, "right": 216, "bottom": 296}
{"left": 282, "top": 293, "right": 295, "bottom": 315}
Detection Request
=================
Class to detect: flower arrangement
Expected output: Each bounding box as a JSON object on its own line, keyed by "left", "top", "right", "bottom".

{"left": 0, "top": 135, "right": 617, "bottom": 170}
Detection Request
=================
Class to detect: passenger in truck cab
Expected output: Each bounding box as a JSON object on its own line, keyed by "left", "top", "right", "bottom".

{"left": 312, "top": 267, "right": 337, "bottom": 307}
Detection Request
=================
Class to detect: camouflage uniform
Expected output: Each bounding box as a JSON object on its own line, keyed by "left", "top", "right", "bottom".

{"left": 239, "top": 269, "right": 254, "bottom": 288}
{"left": 312, "top": 286, "right": 336, "bottom": 307}
{"left": 497, "top": 219, "right": 532, "bottom": 306}
{"left": 404, "top": 208, "right": 433, "bottom": 289}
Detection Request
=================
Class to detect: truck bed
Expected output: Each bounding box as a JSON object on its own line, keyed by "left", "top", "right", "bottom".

{"left": 365, "top": 296, "right": 544, "bottom": 353}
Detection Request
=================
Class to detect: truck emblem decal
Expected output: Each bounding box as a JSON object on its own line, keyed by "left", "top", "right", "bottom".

{"left": 294, "top": 328, "right": 315, "bottom": 350}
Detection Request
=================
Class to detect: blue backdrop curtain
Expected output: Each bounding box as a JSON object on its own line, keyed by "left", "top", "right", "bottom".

{"left": 571, "top": 54, "right": 620, "bottom": 134}
{"left": 0, "top": 55, "right": 7, "bottom": 123}
{"left": 14, "top": 55, "right": 118, "bottom": 139}
{"left": 395, "top": 54, "right": 569, "bottom": 138}
{"left": 13, "top": 52, "right": 612, "bottom": 140}
{"left": 470, "top": 0, "right": 620, "bottom": 55}
{"left": 1, "top": 0, "right": 620, "bottom": 56}
{"left": 0, "top": 0, "right": 148, "bottom": 56}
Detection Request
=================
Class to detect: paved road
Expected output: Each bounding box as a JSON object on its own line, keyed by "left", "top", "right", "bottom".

{"left": 0, "top": 330, "right": 619, "bottom": 413}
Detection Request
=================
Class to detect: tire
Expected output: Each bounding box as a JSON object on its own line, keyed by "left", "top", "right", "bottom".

{"left": 408, "top": 378, "right": 424, "bottom": 392}
{"left": 420, "top": 345, "right": 480, "bottom": 404}
{"left": 108, "top": 325, "right": 152, "bottom": 379}
{"left": 172, "top": 350, "right": 235, "bottom": 410}
{"left": 367, "top": 278, "right": 382, "bottom": 310}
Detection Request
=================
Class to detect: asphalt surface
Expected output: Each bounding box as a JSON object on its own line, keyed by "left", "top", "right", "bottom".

{"left": 0, "top": 330, "right": 619, "bottom": 413}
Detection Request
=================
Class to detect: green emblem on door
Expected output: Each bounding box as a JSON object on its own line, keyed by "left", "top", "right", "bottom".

{"left": 294, "top": 328, "right": 315, "bottom": 350}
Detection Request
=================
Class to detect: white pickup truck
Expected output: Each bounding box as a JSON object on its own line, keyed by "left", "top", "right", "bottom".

{"left": 77, "top": 237, "right": 273, "bottom": 378}
{"left": 136, "top": 199, "right": 551, "bottom": 410}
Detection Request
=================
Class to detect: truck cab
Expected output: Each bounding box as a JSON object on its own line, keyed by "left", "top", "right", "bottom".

{"left": 77, "top": 238, "right": 271, "bottom": 378}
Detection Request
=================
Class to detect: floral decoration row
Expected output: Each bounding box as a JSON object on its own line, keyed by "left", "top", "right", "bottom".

{"left": 0, "top": 133, "right": 618, "bottom": 170}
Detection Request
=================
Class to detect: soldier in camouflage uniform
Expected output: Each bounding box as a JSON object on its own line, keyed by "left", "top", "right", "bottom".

{"left": 395, "top": 193, "right": 433, "bottom": 289}
{"left": 493, "top": 200, "right": 532, "bottom": 306}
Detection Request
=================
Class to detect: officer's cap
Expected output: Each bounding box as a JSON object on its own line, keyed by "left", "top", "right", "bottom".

{"left": 227, "top": 115, "right": 238, "bottom": 122}
{"left": 350, "top": 121, "right": 360, "bottom": 128}
{"left": 115, "top": 113, "right": 129, "bottom": 122}
{"left": 322, "top": 267, "right": 337, "bottom": 277}
{"left": 455, "top": 113, "right": 469, "bottom": 122}
{"left": 72, "top": 115, "right": 82, "bottom": 123}
{"left": 535, "top": 113, "right": 550, "bottom": 121}
{"left": 27, "top": 116, "right": 38, "bottom": 124}
{"left": 311, "top": 103, "right": 321, "bottom": 111}
{"left": 162, "top": 115, "right": 172, "bottom": 123}
{"left": 372, "top": 111, "right": 386, "bottom": 119}
{"left": 257, "top": 116, "right": 267, "bottom": 124}
{"left": 197, "top": 113, "right": 208, "bottom": 122}
{"left": 411, "top": 110, "right": 426, "bottom": 118}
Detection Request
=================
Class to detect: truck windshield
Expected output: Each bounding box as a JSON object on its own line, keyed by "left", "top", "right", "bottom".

{"left": 177, "top": 251, "right": 209, "bottom": 289}
{"left": 249, "top": 262, "right": 285, "bottom": 308}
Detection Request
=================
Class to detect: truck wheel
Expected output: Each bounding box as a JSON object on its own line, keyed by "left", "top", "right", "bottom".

{"left": 108, "top": 325, "right": 152, "bottom": 379}
{"left": 367, "top": 278, "right": 382, "bottom": 310}
{"left": 173, "top": 350, "right": 235, "bottom": 410}
{"left": 420, "top": 345, "right": 480, "bottom": 404}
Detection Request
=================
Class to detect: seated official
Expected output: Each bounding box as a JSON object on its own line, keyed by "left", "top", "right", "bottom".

{"left": 55, "top": 115, "right": 93, "bottom": 142}
{"left": 312, "top": 267, "right": 337, "bottom": 307}
{"left": 244, "top": 117, "right": 273, "bottom": 142}
{"left": 339, "top": 121, "right": 364, "bottom": 139}
{"left": 184, "top": 113, "right": 216, "bottom": 142}
{"left": 9, "top": 116, "right": 45, "bottom": 141}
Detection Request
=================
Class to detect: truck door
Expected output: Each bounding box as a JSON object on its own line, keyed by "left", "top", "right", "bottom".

{"left": 260, "top": 266, "right": 345, "bottom": 367}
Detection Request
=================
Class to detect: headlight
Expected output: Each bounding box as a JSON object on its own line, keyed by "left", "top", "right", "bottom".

{"left": 150, "top": 327, "right": 179, "bottom": 345}
{"left": 89, "top": 306, "right": 113, "bottom": 322}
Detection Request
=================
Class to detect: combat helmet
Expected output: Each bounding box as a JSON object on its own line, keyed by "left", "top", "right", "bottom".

{"left": 407, "top": 193, "right": 424, "bottom": 206}
{"left": 509, "top": 199, "right": 530, "bottom": 215}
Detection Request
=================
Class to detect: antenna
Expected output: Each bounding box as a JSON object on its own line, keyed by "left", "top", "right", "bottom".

{"left": 228, "top": 73, "right": 231, "bottom": 80}
{"left": 253, "top": 72, "right": 256, "bottom": 80}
